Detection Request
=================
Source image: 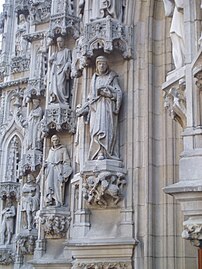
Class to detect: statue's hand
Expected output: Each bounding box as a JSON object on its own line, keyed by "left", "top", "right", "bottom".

{"left": 98, "top": 87, "right": 112, "bottom": 98}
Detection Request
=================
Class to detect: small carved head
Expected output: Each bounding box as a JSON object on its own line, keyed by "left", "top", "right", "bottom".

{"left": 96, "top": 56, "right": 109, "bottom": 75}
{"left": 56, "top": 36, "right": 65, "bottom": 50}
{"left": 51, "top": 134, "right": 60, "bottom": 148}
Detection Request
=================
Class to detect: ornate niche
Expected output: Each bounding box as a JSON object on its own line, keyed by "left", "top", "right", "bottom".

{"left": 20, "top": 98, "right": 43, "bottom": 174}
{"left": 11, "top": 10, "right": 30, "bottom": 74}
{"left": 72, "top": 1, "right": 133, "bottom": 76}
{"left": 41, "top": 35, "right": 76, "bottom": 135}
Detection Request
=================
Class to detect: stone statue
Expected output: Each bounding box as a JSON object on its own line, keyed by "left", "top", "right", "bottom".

{"left": 49, "top": 36, "right": 72, "bottom": 105}
{"left": 77, "top": 56, "right": 122, "bottom": 160}
{"left": 163, "top": 0, "right": 185, "bottom": 69}
{"left": 24, "top": 99, "right": 43, "bottom": 150}
{"left": 43, "top": 135, "right": 72, "bottom": 207}
{"left": 1, "top": 201, "right": 16, "bottom": 245}
{"left": 15, "top": 14, "right": 29, "bottom": 57}
{"left": 21, "top": 174, "right": 40, "bottom": 231}
{"left": 79, "top": 0, "right": 126, "bottom": 22}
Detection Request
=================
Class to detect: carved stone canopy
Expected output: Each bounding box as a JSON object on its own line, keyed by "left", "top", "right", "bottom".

{"left": 48, "top": 14, "right": 80, "bottom": 40}
{"left": 83, "top": 17, "right": 133, "bottom": 59}
{"left": 20, "top": 149, "right": 43, "bottom": 175}
{"left": 0, "top": 182, "right": 20, "bottom": 201}
{"left": 41, "top": 104, "right": 76, "bottom": 135}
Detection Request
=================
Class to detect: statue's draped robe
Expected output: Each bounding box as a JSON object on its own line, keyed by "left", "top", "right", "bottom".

{"left": 88, "top": 70, "right": 122, "bottom": 160}
{"left": 45, "top": 145, "right": 72, "bottom": 205}
{"left": 49, "top": 48, "right": 71, "bottom": 104}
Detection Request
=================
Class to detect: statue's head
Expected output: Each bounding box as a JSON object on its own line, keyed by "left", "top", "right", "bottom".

{"left": 96, "top": 56, "right": 109, "bottom": 75}
{"left": 56, "top": 36, "right": 65, "bottom": 50}
{"left": 32, "top": 98, "right": 40, "bottom": 109}
{"left": 27, "top": 174, "right": 35, "bottom": 183}
{"left": 51, "top": 134, "right": 60, "bottom": 148}
{"left": 19, "top": 14, "right": 26, "bottom": 23}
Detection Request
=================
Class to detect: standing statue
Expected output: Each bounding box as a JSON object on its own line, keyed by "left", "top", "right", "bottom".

{"left": 79, "top": 0, "right": 126, "bottom": 22}
{"left": 15, "top": 14, "right": 29, "bottom": 57}
{"left": 21, "top": 174, "right": 40, "bottom": 231}
{"left": 163, "top": 0, "right": 185, "bottom": 69}
{"left": 1, "top": 201, "right": 16, "bottom": 245}
{"left": 49, "top": 36, "right": 72, "bottom": 104}
{"left": 43, "top": 135, "right": 72, "bottom": 207}
{"left": 77, "top": 56, "right": 122, "bottom": 160}
{"left": 24, "top": 99, "right": 43, "bottom": 150}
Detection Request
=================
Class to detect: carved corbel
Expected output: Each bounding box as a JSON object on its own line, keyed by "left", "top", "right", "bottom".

{"left": 182, "top": 223, "right": 202, "bottom": 248}
{"left": 163, "top": 79, "right": 186, "bottom": 128}
{"left": 16, "top": 235, "right": 37, "bottom": 255}
{"left": 81, "top": 171, "right": 126, "bottom": 208}
{"left": 40, "top": 214, "right": 71, "bottom": 238}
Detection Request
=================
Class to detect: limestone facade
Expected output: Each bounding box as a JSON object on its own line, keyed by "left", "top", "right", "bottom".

{"left": 0, "top": 0, "right": 200, "bottom": 269}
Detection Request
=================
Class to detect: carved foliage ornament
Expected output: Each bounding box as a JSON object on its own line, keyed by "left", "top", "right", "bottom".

{"left": 72, "top": 262, "right": 129, "bottom": 269}
{"left": 82, "top": 171, "right": 126, "bottom": 208}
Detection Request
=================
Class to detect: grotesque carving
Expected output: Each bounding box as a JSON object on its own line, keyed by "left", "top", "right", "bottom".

{"left": 77, "top": 56, "right": 122, "bottom": 160}
{"left": 48, "top": 36, "right": 72, "bottom": 105}
{"left": 40, "top": 214, "right": 70, "bottom": 238}
{"left": 23, "top": 99, "right": 43, "bottom": 151}
{"left": 163, "top": 0, "right": 185, "bottom": 69}
{"left": 40, "top": 135, "right": 72, "bottom": 207}
{"left": 82, "top": 171, "right": 126, "bottom": 207}
{"left": 21, "top": 174, "right": 40, "bottom": 231}
{"left": 15, "top": 13, "right": 29, "bottom": 57}
{"left": 1, "top": 200, "right": 16, "bottom": 245}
